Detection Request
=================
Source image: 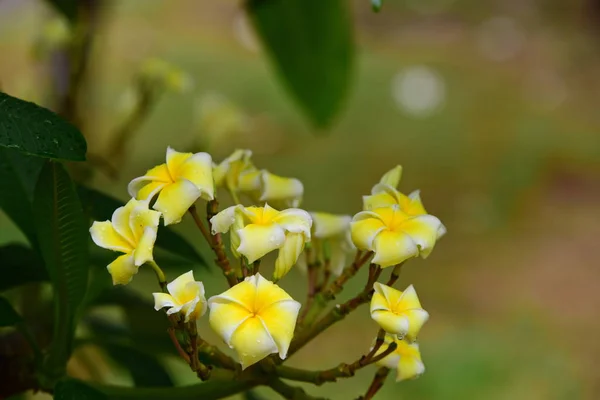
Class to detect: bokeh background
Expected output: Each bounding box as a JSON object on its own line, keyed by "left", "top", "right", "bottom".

{"left": 1, "top": 0, "right": 599, "bottom": 399}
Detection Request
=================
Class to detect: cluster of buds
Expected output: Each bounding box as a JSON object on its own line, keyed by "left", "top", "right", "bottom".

{"left": 90, "top": 147, "right": 444, "bottom": 398}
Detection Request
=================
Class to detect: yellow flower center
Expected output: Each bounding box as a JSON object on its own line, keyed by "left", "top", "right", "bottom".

{"left": 246, "top": 206, "right": 279, "bottom": 225}
{"left": 375, "top": 207, "right": 410, "bottom": 233}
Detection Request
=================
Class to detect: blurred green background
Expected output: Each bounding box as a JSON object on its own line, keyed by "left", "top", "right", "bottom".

{"left": 1, "top": 0, "right": 599, "bottom": 399}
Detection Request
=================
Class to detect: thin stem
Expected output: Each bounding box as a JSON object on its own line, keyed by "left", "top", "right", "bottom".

{"left": 168, "top": 327, "right": 190, "bottom": 364}
{"left": 357, "top": 367, "right": 391, "bottom": 400}
{"left": 275, "top": 340, "right": 396, "bottom": 386}
{"left": 268, "top": 378, "right": 327, "bottom": 400}
{"left": 197, "top": 339, "right": 237, "bottom": 370}
{"left": 287, "top": 264, "right": 382, "bottom": 359}
{"left": 363, "top": 329, "right": 386, "bottom": 362}
{"left": 301, "top": 251, "right": 372, "bottom": 327}
{"left": 148, "top": 260, "right": 166, "bottom": 291}
{"left": 252, "top": 259, "right": 261, "bottom": 275}
{"left": 227, "top": 188, "right": 242, "bottom": 205}
{"left": 188, "top": 206, "right": 213, "bottom": 245}
{"left": 189, "top": 203, "right": 237, "bottom": 287}
{"left": 386, "top": 263, "right": 404, "bottom": 287}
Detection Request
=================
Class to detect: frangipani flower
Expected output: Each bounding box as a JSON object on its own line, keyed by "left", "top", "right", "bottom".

{"left": 213, "top": 149, "right": 303, "bottom": 208}
{"left": 238, "top": 169, "right": 303, "bottom": 208}
{"left": 351, "top": 205, "right": 442, "bottom": 267}
{"left": 375, "top": 334, "right": 425, "bottom": 382}
{"left": 153, "top": 271, "right": 207, "bottom": 323}
{"left": 363, "top": 166, "right": 446, "bottom": 238}
{"left": 128, "top": 147, "right": 214, "bottom": 225}
{"left": 208, "top": 273, "right": 301, "bottom": 369}
{"left": 90, "top": 199, "right": 160, "bottom": 285}
{"left": 213, "top": 149, "right": 253, "bottom": 191}
{"left": 308, "top": 212, "right": 355, "bottom": 276}
{"left": 370, "top": 283, "right": 428, "bottom": 341}
{"left": 210, "top": 204, "right": 312, "bottom": 280}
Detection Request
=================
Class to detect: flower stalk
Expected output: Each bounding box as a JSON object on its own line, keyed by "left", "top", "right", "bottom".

{"left": 275, "top": 339, "right": 396, "bottom": 385}
{"left": 358, "top": 367, "right": 391, "bottom": 400}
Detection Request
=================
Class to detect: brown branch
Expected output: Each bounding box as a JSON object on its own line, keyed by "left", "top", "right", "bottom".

{"left": 276, "top": 340, "right": 396, "bottom": 386}
{"left": 386, "top": 263, "right": 404, "bottom": 287}
{"left": 287, "top": 264, "right": 382, "bottom": 359}
{"left": 168, "top": 327, "right": 190, "bottom": 364}
{"left": 357, "top": 367, "right": 391, "bottom": 400}
{"left": 189, "top": 204, "right": 237, "bottom": 287}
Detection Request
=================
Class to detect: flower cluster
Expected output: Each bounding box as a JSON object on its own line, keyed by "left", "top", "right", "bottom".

{"left": 89, "top": 148, "right": 444, "bottom": 390}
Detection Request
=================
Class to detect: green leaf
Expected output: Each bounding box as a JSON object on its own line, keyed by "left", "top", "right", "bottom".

{"left": 77, "top": 185, "right": 207, "bottom": 268}
{"left": 33, "top": 161, "right": 89, "bottom": 377}
{"left": 371, "top": 0, "right": 383, "bottom": 12}
{"left": 0, "top": 92, "right": 87, "bottom": 161}
{"left": 43, "top": 0, "right": 79, "bottom": 23}
{"left": 0, "top": 149, "right": 44, "bottom": 246}
{"left": 87, "top": 287, "right": 174, "bottom": 354}
{"left": 93, "top": 341, "right": 173, "bottom": 387}
{"left": 54, "top": 379, "right": 106, "bottom": 400}
{"left": 0, "top": 296, "right": 22, "bottom": 327}
{"left": 0, "top": 244, "right": 48, "bottom": 292}
{"left": 55, "top": 377, "right": 256, "bottom": 400}
{"left": 247, "top": 0, "right": 354, "bottom": 128}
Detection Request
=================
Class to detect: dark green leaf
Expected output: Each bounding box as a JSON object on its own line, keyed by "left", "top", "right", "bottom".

{"left": 33, "top": 161, "right": 89, "bottom": 376}
{"left": 77, "top": 185, "right": 207, "bottom": 267}
{"left": 95, "top": 341, "right": 173, "bottom": 387}
{"left": 56, "top": 378, "right": 256, "bottom": 400}
{"left": 54, "top": 379, "right": 106, "bottom": 400}
{"left": 90, "top": 287, "right": 174, "bottom": 353}
{"left": 247, "top": 0, "right": 355, "bottom": 128}
{"left": 0, "top": 296, "right": 22, "bottom": 327}
{"left": 243, "top": 390, "right": 267, "bottom": 400}
{"left": 43, "top": 0, "right": 79, "bottom": 24}
{"left": 0, "top": 149, "right": 44, "bottom": 246}
{"left": 371, "top": 0, "right": 383, "bottom": 12}
{"left": 0, "top": 92, "right": 86, "bottom": 161}
{"left": 0, "top": 244, "right": 48, "bottom": 292}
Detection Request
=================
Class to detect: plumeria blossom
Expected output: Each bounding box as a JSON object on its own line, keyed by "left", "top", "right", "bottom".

{"left": 370, "top": 283, "right": 428, "bottom": 341}
{"left": 363, "top": 166, "right": 446, "bottom": 238}
{"left": 213, "top": 149, "right": 303, "bottom": 207}
{"left": 351, "top": 205, "right": 442, "bottom": 267}
{"left": 208, "top": 273, "right": 301, "bottom": 369}
{"left": 90, "top": 199, "right": 160, "bottom": 285}
{"left": 375, "top": 334, "right": 425, "bottom": 382}
{"left": 238, "top": 169, "right": 304, "bottom": 208}
{"left": 128, "top": 147, "right": 214, "bottom": 225}
{"left": 210, "top": 204, "right": 312, "bottom": 280}
{"left": 302, "top": 212, "right": 355, "bottom": 276}
{"left": 153, "top": 271, "right": 207, "bottom": 323}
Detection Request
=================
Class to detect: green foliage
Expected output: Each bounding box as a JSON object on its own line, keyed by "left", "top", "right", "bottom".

{"left": 0, "top": 92, "right": 86, "bottom": 161}
{"left": 0, "top": 296, "right": 22, "bottom": 327}
{"left": 93, "top": 341, "right": 174, "bottom": 387}
{"left": 0, "top": 244, "right": 48, "bottom": 292}
{"left": 371, "top": 0, "right": 383, "bottom": 12}
{"left": 0, "top": 149, "right": 44, "bottom": 246}
{"left": 77, "top": 185, "right": 207, "bottom": 268}
{"left": 54, "top": 380, "right": 106, "bottom": 400}
{"left": 247, "top": 0, "right": 354, "bottom": 128}
{"left": 33, "top": 161, "right": 89, "bottom": 379}
{"left": 42, "top": 0, "right": 79, "bottom": 24}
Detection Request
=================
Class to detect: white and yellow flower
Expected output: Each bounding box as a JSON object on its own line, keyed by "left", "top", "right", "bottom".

{"left": 90, "top": 199, "right": 161, "bottom": 285}
{"left": 210, "top": 204, "right": 312, "bottom": 280}
{"left": 213, "top": 149, "right": 303, "bottom": 208}
{"left": 375, "top": 334, "right": 425, "bottom": 382}
{"left": 306, "top": 212, "right": 355, "bottom": 276}
{"left": 238, "top": 169, "right": 303, "bottom": 208}
{"left": 128, "top": 147, "right": 214, "bottom": 225}
{"left": 351, "top": 205, "right": 442, "bottom": 267}
{"left": 363, "top": 166, "right": 446, "bottom": 238}
{"left": 208, "top": 273, "right": 301, "bottom": 369}
{"left": 370, "top": 283, "right": 428, "bottom": 341}
{"left": 153, "top": 271, "right": 207, "bottom": 323}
